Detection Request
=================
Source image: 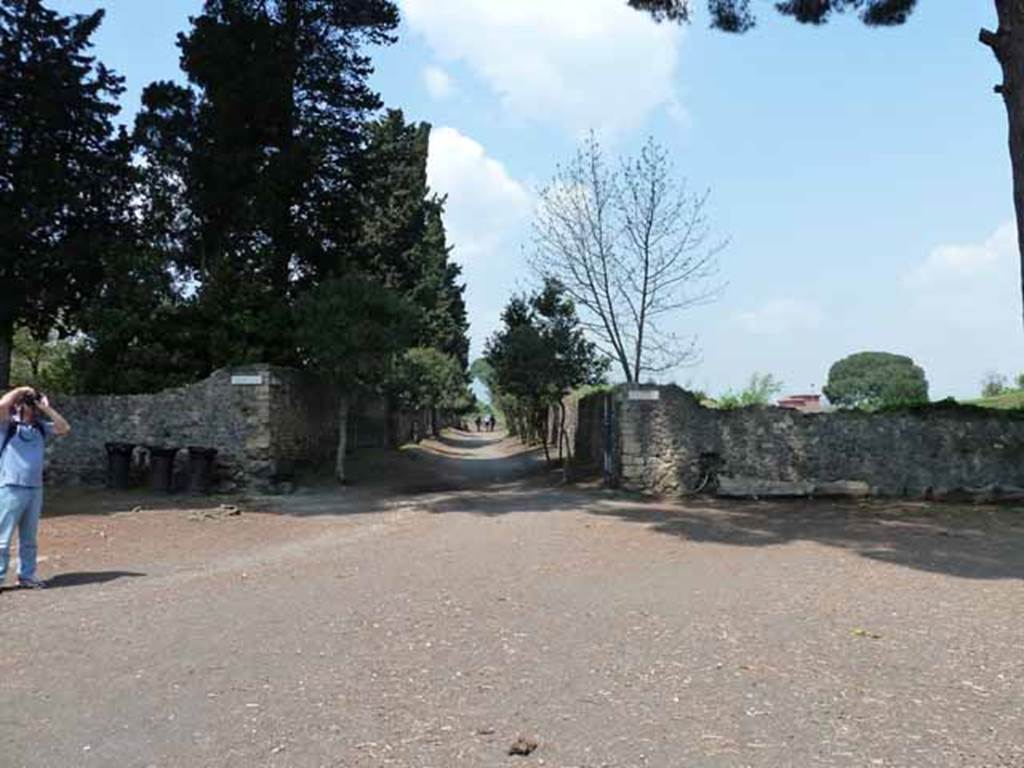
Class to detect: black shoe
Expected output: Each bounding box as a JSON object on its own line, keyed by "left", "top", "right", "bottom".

{"left": 17, "top": 577, "right": 47, "bottom": 590}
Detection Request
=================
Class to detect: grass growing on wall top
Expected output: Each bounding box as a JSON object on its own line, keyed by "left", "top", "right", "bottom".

{"left": 969, "top": 389, "right": 1024, "bottom": 410}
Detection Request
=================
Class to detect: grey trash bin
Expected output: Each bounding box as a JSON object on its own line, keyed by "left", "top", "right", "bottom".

{"left": 187, "top": 447, "right": 218, "bottom": 494}
{"left": 105, "top": 442, "right": 134, "bottom": 490}
{"left": 148, "top": 447, "right": 178, "bottom": 493}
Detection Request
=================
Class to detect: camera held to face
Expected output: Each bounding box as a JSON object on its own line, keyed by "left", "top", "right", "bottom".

{"left": 18, "top": 390, "right": 40, "bottom": 409}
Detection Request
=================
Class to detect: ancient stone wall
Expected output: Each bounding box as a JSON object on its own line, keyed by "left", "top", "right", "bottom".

{"left": 44, "top": 366, "right": 462, "bottom": 491}
{"left": 348, "top": 395, "right": 390, "bottom": 450}
{"left": 46, "top": 365, "right": 338, "bottom": 490}
{"left": 390, "top": 407, "right": 426, "bottom": 446}
{"left": 557, "top": 393, "right": 613, "bottom": 470}
{"left": 545, "top": 392, "right": 617, "bottom": 482}
{"left": 350, "top": 397, "right": 457, "bottom": 450}
{"left": 268, "top": 367, "right": 341, "bottom": 479}
{"left": 581, "top": 385, "right": 1024, "bottom": 499}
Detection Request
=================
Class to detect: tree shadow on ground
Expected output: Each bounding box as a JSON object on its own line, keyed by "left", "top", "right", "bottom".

{"left": 45, "top": 487, "right": 237, "bottom": 519}
{"left": 344, "top": 434, "right": 547, "bottom": 495}
{"left": 53, "top": 430, "right": 1024, "bottom": 581}
{"left": 420, "top": 483, "right": 1024, "bottom": 581}
{"left": 237, "top": 434, "right": 550, "bottom": 517}
{"left": 261, "top": 432, "right": 1024, "bottom": 581}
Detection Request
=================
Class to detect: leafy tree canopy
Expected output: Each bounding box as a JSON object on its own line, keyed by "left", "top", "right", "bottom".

{"left": 296, "top": 275, "right": 417, "bottom": 392}
{"left": 127, "top": 0, "right": 401, "bottom": 372}
{"left": 486, "top": 281, "right": 609, "bottom": 410}
{"left": 10, "top": 325, "right": 79, "bottom": 394}
{"left": 70, "top": 243, "right": 209, "bottom": 394}
{"left": 0, "top": 0, "right": 128, "bottom": 387}
{"left": 389, "top": 346, "right": 472, "bottom": 413}
{"left": 358, "top": 110, "right": 469, "bottom": 366}
{"left": 823, "top": 351, "right": 928, "bottom": 409}
{"left": 484, "top": 280, "right": 608, "bottom": 448}
{"left": 716, "top": 372, "right": 783, "bottom": 409}
{"left": 981, "top": 371, "right": 1010, "bottom": 398}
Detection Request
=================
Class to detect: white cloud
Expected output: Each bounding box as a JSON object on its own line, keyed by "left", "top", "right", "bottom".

{"left": 907, "top": 221, "right": 1016, "bottom": 289}
{"left": 735, "top": 298, "right": 824, "bottom": 336}
{"left": 427, "top": 126, "right": 532, "bottom": 264}
{"left": 401, "top": 0, "right": 683, "bottom": 135}
{"left": 896, "top": 221, "right": 1024, "bottom": 396}
{"left": 903, "top": 221, "right": 1020, "bottom": 334}
{"left": 427, "top": 127, "right": 533, "bottom": 355}
{"left": 423, "top": 65, "right": 455, "bottom": 100}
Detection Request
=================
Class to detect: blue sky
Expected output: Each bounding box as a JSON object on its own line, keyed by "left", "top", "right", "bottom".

{"left": 54, "top": 1, "right": 1022, "bottom": 398}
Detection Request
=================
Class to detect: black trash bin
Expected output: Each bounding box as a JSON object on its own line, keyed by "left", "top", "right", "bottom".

{"left": 187, "top": 447, "right": 218, "bottom": 495}
{"left": 105, "top": 442, "right": 134, "bottom": 490}
{"left": 148, "top": 447, "right": 178, "bottom": 493}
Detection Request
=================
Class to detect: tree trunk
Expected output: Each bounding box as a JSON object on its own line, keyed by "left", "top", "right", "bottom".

{"left": 984, "top": 4, "right": 1024, "bottom": 326}
{"left": 556, "top": 404, "right": 564, "bottom": 463}
{"left": 1005, "top": 38, "right": 1024, "bottom": 330}
{"left": 558, "top": 400, "right": 570, "bottom": 484}
{"left": 0, "top": 317, "right": 12, "bottom": 390}
{"left": 539, "top": 410, "right": 551, "bottom": 464}
{"left": 335, "top": 394, "right": 350, "bottom": 484}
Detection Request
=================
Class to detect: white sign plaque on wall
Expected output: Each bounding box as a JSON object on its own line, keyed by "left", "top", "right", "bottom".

{"left": 627, "top": 389, "right": 660, "bottom": 401}
{"left": 231, "top": 374, "right": 264, "bottom": 386}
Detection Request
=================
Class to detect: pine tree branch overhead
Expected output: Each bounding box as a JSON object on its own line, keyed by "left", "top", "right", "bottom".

{"left": 627, "top": 0, "right": 690, "bottom": 23}
{"left": 629, "top": 0, "right": 917, "bottom": 30}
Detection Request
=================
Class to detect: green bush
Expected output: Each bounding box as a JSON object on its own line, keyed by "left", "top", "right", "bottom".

{"left": 982, "top": 371, "right": 1010, "bottom": 398}
{"left": 823, "top": 351, "right": 928, "bottom": 410}
{"left": 715, "top": 372, "right": 783, "bottom": 410}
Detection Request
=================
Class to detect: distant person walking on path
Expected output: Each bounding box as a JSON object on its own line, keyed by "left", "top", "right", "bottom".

{"left": 0, "top": 387, "right": 71, "bottom": 589}
{"left": 488, "top": 415, "right": 496, "bottom": 432}
{"left": 474, "top": 415, "right": 482, "bottom": 432}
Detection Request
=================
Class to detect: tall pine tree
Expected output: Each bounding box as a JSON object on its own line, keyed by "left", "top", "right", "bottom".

{"left": 0, "top": 0, "right": 126, "bottom": 387}
{"left": 132, "top": 0, "right": 400, "bottom": 371}
{"left": 358, "top": 110, "right": 469, "bottom": 366}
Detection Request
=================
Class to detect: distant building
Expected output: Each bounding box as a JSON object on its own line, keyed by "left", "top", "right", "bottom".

{"left": 777, "top": 394, "right": 823, "bottom": 413}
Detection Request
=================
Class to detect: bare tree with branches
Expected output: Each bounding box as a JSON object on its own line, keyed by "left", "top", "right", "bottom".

{"left": 531, "top": 134, "right": 726, "bottom": 383}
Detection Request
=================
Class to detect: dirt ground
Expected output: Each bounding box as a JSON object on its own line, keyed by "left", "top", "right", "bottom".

{"left": 2, "top": 430, "right": 1023, "bottom": 767}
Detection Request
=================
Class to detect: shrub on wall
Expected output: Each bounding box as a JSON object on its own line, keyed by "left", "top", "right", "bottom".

{"left": 715, "top": 372, "right": 783, "bottom": 410}
{"left": 981, "top": 371, "right": 1010, "bottom": 398}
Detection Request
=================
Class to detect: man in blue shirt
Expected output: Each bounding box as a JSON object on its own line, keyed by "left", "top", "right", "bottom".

{"left": 0, "top": 386, "right": 71, "bottom": 589}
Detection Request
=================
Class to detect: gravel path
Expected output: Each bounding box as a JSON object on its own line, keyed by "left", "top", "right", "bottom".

{"left": 2, "top": 430, "right": 1023, "bottom": 767}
